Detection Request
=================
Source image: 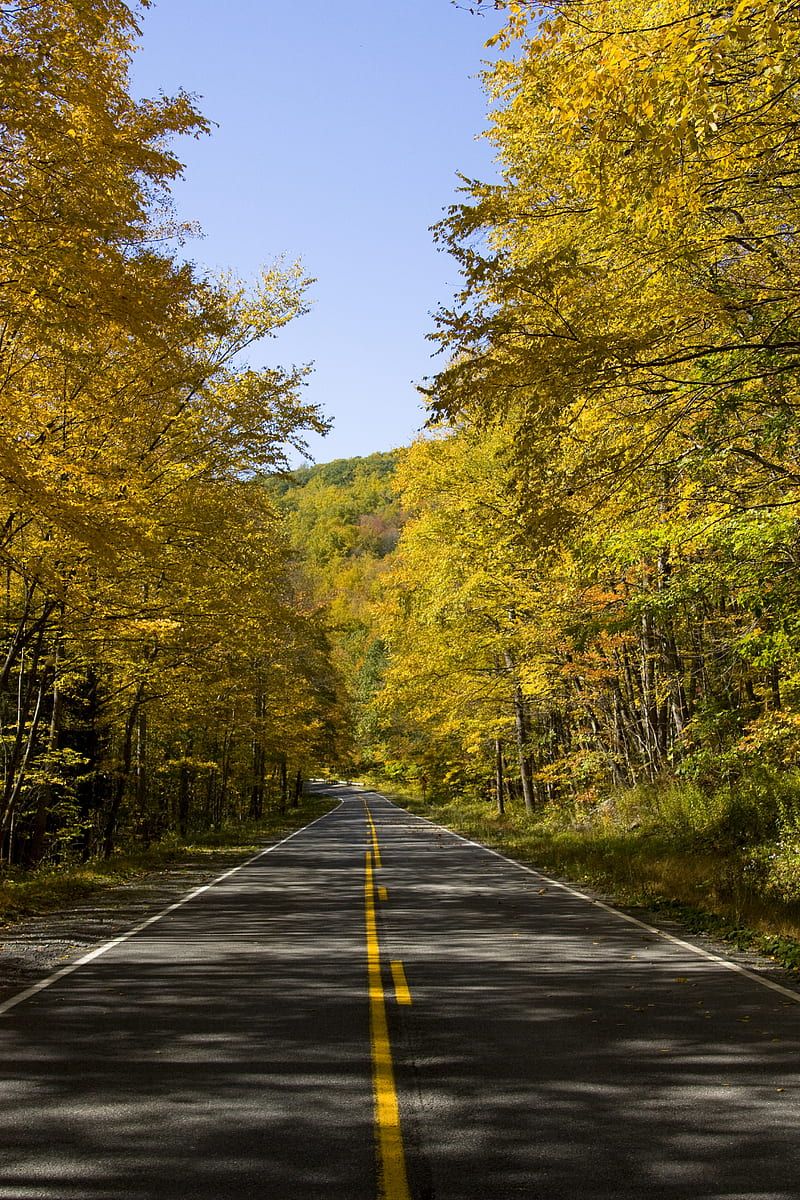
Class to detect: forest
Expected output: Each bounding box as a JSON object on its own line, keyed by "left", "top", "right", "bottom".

{"left": 3, "top": 0, "right": 800, "bottom": 957}
{"left": 361, "top": 0, "right": 800, "bottom": 953}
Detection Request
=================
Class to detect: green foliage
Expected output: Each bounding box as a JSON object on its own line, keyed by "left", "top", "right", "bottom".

{"left": 265, "top": 452, "right": 406, "bottom": 772}
{"left": 265, "top": 452, "right": 403, "bottom": 564}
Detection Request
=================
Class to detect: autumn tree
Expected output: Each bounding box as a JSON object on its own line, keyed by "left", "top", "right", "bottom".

{"left": 373, "top": 426, "right": 558, "bottom": 807}
{"left": 430, "top": 1, "right": 800, "bottom": 506}
{"left": 0, "top": 0, "right": 338, "bottom": 863}
{"left": 374, "top": 0, "right": 800, "bottom": 822}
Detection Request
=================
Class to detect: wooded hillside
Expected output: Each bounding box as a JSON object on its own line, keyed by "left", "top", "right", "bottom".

{"left": 266, "top": 452, "right": 403, "bottom": 770}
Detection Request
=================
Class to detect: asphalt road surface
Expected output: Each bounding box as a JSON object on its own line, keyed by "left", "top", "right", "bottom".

{"left": 1, "top": 786, "right": 800, "bottom": 1200}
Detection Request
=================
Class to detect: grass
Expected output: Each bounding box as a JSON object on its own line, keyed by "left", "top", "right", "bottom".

{"left": 377, "top": 782, "right": 800, "bottom": 976}
{"left": 0, "top": 791, "right": 339, "bottom": 925}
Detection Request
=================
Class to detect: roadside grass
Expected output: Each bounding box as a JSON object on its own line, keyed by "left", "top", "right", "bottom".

{"left": 377, "top": 784, "right": 800, "bottom": 975}
{"left": 0, "top": 791, "right": 339, "bottom": 925}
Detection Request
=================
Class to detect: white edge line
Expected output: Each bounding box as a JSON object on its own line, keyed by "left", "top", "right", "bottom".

{"left": 0, "top": 801, "right": 344, "bottom": 1018}
{"left": 374, "top": 793, "right": 800, "bottom": 1007}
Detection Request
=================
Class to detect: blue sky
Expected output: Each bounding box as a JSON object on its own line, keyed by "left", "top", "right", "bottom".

{"left": 129, "top": 0, "right": 504, "bottom": 464}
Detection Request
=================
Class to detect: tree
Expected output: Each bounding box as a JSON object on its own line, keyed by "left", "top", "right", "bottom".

{"left": 430, "top": 0, "right": 800, "bottom": 514}
{"left": 395, "top": 0, "right": 800, "bottom": 816}
{"left": 265, "top": 453, "right": 405, "bottom": 773}
{"left": 0, "top": 1, "right": 339, "bottom": 863}
{"left": 374, "top": 426, "right": 553, "bottom": 806}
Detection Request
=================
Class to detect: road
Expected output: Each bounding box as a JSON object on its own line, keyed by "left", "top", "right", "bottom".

{"left": 1, "top": 786, "right": 799, "bottom": 1199}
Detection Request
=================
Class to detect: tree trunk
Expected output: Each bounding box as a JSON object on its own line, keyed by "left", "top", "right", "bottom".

{"left": 218, "top": 724, "right": 233, "bottom": 824}
{"left": 279, "top": 758, "right": 288, "bottom": 816}
{"left": 103, "top": 685, "right": 143, "bottom": 859}
{"left": 640, "top": 607, "right": 660, "bottom": 776}
{"left": 503, "top": 649, "right": 535, "bottom": 815}
{"left": 135, "top": 707, "right": 148, "bottom": 817}
{"left": 249, "top": 691, "right": 266, "bottom": 819}
{"left": 178, "top": 758, "right": 190, "bottom": 839}
{"left": 26, "top": 654, "right": 62, "bottom": 868}
{"left": 0, "top": 634, "right": 50, "bottom": 858}
{"left": 494, "top": 738, "right": 505, "bottom": 815}
{"left": 770, "top": 661, "right": 782, "bottom": 711}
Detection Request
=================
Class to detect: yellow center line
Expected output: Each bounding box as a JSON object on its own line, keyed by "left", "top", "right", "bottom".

{"left": 390, "top": 961, "right": 412, "bottom": 1006}
{"left": 364, "top": 801, "right": 382, "bottom": 869}
{"left": 365, "top": 847, "right": 411, "bottom": 1200}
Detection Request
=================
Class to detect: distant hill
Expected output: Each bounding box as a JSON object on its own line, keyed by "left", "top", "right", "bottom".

{"left": 264, "top": 451, "right": 404, "bottom": 768}
{"left": 265, "top": 451, "right": 404, "bottom": 564}
{"left": 268, "top": 451, "right": 398, "bottom": 498}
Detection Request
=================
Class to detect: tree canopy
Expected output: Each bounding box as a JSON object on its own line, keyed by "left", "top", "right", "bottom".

{"left": 357, "top": 0, "right": 800, "bottom": 843}
{"left": 0, "top": 0, "right": 341, "bottom": 864}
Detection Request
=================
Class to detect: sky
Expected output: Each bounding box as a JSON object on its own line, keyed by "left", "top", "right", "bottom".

{"left": 128, "top": 0, "right": 505, "bottom": 465}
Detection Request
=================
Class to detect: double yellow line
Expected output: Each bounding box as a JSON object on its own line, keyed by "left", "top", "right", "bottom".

{"left": 364, "top": 800, "right": 412, "bottom": 1200}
